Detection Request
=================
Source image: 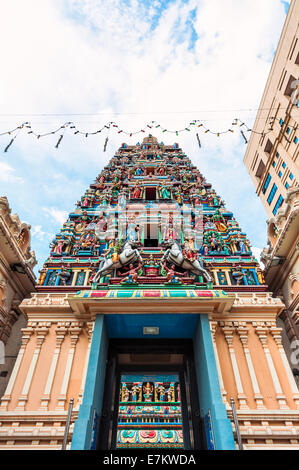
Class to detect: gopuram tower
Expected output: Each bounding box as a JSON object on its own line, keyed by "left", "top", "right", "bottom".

{"left": 1, "top": 135, "right": 299, "bottom": 450}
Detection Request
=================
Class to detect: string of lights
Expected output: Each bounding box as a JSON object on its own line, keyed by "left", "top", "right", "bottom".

{"left": 0, "top": 116, "right": 293, "bottom": 153}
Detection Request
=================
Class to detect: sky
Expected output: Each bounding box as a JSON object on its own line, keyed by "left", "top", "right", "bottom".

{"left": 0, "top": 0, "right": 290, "bottom": 275}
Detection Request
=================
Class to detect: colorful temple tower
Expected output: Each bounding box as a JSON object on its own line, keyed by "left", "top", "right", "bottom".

{"left": 1, "top": 135, "right": 299, "bottom": 450}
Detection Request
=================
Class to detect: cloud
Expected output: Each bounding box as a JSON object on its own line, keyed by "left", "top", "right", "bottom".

{"left": 251, "top": 246, "right": 265, "bottom": 269}
{"left": 43, "top": 207, "right": 68, "bottom": 225}
{"left": 0, "top": 0, "right": 289, "bottom": 270}
{"left": 31, "top": 225, "right": 53, "bottom": 241}
{"left": 0, "top": 162, "right": 23, "bottom": 183}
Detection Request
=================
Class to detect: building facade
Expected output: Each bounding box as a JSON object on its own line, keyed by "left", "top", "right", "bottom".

{"left": 243, "top": 0, "right": 299, "bottom": 218}
{"left": 0, "top": 137, "right": 298, "bottom": 450}
{"left": 243, "top": 0, "right": 299, "bottom": 364}
{"left": 0, "top": 196, "right": 37, "bottom": 398}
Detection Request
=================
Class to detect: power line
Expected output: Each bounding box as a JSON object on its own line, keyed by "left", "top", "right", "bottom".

{"left": 0, "top": 105, "right": 295, "bottom": 117}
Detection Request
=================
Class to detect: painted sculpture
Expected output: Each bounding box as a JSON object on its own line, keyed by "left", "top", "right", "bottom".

{"left": 93, "top": 240, "right": 143, "bottom": 283}
{"left": 39, "top": 135, "right": 264, "bottom": 290}
{"left": 161, "top": 239, "right": 212, "bottom": 282}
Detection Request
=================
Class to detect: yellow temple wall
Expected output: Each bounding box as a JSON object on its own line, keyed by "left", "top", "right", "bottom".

{"left": 1, "top": 319, "right": 90, "bottom": 413}
{"left": 212, "top": 318, "right": 299, "bottom": 411}
{"left": 3, "top": 315, "right": 298, "bottom": 413}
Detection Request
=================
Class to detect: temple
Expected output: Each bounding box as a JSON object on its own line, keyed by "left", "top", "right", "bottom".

{"left": 1, "top": 135, "right": 299, "bottom": 450}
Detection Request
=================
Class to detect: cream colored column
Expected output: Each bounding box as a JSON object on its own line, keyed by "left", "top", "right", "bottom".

{"left": 72, "top": 271, "right": 79, "bottom": 286}
{"left": 0, "top": 325, "right": 33, "bottom": 410}
{"left": 211, "top": 269, "right": 217, "bottom": 282}
{"left": 56, "top": 322, "right": 82, "bottom": 411}
{"left": 210, "top": 321, "right": 230, "bottom": 408}
{"left": 255, "top": 324, "right": 289, "bottom": 409}
{"left": 270, "top": 325, "right": 299, "bottom": 409}
{"left": 237, "top": 324, "right": 265, "bottom": 409}
{"left": 74, "top": 322, "right": 93, "bottom": 410}
{"left": 16, "top": 322, "right": 49, "bottom": 411}
{"left": 224, "top": 270, "right": 231, "bottom": 285}
{"left": 39, "top": 323, "right": 68, "bottom": 411}
{"left": 222, "top": 323, "right": 249, "bottom": 409}
{"left": 84, "top": 270, "right": 91, "bottom": 286}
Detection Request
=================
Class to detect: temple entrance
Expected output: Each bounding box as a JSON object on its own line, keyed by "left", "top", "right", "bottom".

{"left": 116, "top": 372, "right": 184, "bottom": 448}
{"left": 145, "top": 187, "right": 156, "bottom": 200}
{"left": 144, "top": 221, "right": 159, "bottom": 247}
{"left": 97, "top": 339, "right": 204, "bottom": 450}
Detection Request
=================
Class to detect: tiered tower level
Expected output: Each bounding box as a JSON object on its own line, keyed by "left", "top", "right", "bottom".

{"left": 1, "top": 136, "right": 299, "bottom": 450}
{"left": 38, "top": 135, "right": 264, "bottom": 291}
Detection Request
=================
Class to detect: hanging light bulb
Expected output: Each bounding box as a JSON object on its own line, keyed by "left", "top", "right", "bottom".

{"left": 103, "top": 136, "right": 109, "bottom": 152}
{"left": 196, "top": 133, "right": 201, "bottom": 148}
{"left": 241, "top": 130, "right": 248, "bottom": 144}
{"left": 55, "top": 134, "right": 64, "bottom": 149}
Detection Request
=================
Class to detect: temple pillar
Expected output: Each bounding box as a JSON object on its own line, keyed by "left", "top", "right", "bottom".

{"left": 236, "top": 324, "right": 266, "bottom": 409}
{"left": 193, "top": 315, "right": 235, "bottom": 450}
{"left": 16, "top": 322, "right": 50, "bottom": 411}
{"left": 55, "top": 322, "right": 83, "bottom": 411}
{"left": 222, "top": 323, "right": 249, "bottom": 410}
{"left": 71, "top": 315, "right": 108, "bottom": 450}
{"left": 0, "top": 325, "right": 33, "bottom": 411}
{"left": 270, "top": 325, "right": 299, "bottom": 409}
{"left": 255, "top": 324, "right": 289, "bottom": 409}
{"left": 39, "top": 323, "right": 67, "bottom": 411}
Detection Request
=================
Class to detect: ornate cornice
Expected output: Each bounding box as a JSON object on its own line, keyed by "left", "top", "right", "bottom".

{"left": 0, "top": 197, "right": 37, "bottom": 277}
{"left": 262, "top": 187, "right": 299, "bottom": 275}
{"left": 18, "top": 289, "right": 285, "bottom": 322}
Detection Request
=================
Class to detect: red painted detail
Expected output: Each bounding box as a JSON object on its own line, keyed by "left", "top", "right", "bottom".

{"left": 90, "top": 291, "right": 108, "bottom": 297}
{"left": 143, "top": 291, "right": 161, "bottom": 297}
{"left": 194, "top": 291, "right": 213, "bottom": 297}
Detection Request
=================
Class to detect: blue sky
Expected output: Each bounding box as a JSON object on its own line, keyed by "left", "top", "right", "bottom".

{"left": 0, "top": 0, "right": 289, "bottom": 274}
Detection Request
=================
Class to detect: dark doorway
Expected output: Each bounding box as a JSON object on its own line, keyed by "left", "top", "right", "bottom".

{"left": 97, "top": 339, "right": 204, "bottom": 450}
{"left": 144, "top": 221, "right": 159, "bottom": 247}
{"left": 146, "top": 187, "right": 156, "bottom": 200}
{"left": 144, "top": 238, "right": 158, "bottom": 247}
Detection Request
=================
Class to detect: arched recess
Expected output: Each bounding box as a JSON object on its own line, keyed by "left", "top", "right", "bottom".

{"left": 267, "top": 220, "right": 279, "bottom": 248}
{"left": 289, "top": 274, "right": 299, "bottom": 301}
{"left": 17, "top": 226, "right": 30, "bottom": 253}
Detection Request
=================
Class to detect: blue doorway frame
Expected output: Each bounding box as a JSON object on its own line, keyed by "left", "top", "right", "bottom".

{"left": 71, "top": 314, "right": 235, "bottom": 450}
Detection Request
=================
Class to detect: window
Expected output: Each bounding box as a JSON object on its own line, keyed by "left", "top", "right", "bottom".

{"left": 264, "top": 139, "right": 273, "bottom": 154}
{"left": 267, "top": 183, "right": 277, "bottom": 205}
{"left": 272, "top": 161, "right": 276, "bottom": 168}
{"left": 245, "top": 270, "right": 257, "bottom": 286}
{"left": 279, "top": 119, "right": 284, "bottom": 126}
{"left": 278, "top": 171, "right": 282, "bottom": 178}
{"left": 46, "top": 271, "right": 57, "bottom": 286}
{"left": 290, "top": 173, "right": 294, "bottom": 180}
{"left": 282, "top": 162, "right": 286, "bottom": 168}
{"left": 286, "top": 127, "right": 291, "bottom": 134}
{"left": 294, "top": 136, "right": 298, "bottom": 144}
{"left": 146, "top": 187, "right": 157, "bottom": 200}
{"left": 285, "top": 182, "right": 289, "bottom": 189}
{"left": 284, "top": 74, "right": 297, "bottom": 97}
{"left": 255, "top": 159, "right": 266, "bottom": 178}
{"left": 262, "top": 173, "right": 271, "bottom": 194}
{"left": 273, "top": 195, "right": 284, "bottom": 215}
{"left": 76, "top": 271, "right": 86, "bottom": 286}
{"left": 276, "top": 152, "right": 279, "bottom": 158}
